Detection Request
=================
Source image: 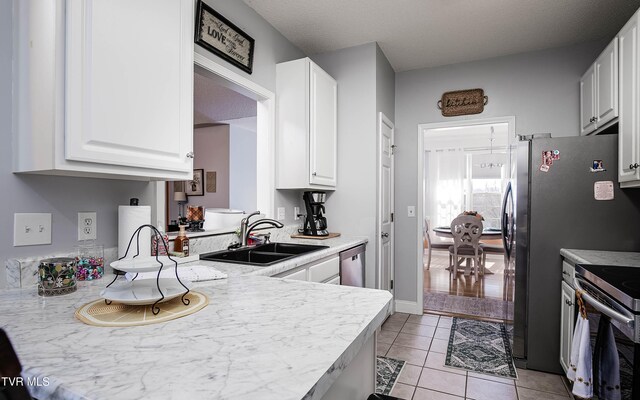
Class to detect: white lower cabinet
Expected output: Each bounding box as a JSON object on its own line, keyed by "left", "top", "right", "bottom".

{"left": 559, "top": 280, "right": 575, "bottom": 373}
{"left": 281, "top": 269, "right": 307, "bottom": 281}
{"left": 325, "top": 276, "right": 340, "bottom": 285}
{"left": 276, "top": 255, "right": 340, "bottom": 284}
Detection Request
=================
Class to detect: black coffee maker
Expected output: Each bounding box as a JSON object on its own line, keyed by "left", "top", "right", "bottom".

{"left": 301, "top": 191, "right": 329, "bottom": 236}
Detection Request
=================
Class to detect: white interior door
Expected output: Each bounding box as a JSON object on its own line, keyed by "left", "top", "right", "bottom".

{"left": 378, "top": 113, "right": 394, "bottom": 295}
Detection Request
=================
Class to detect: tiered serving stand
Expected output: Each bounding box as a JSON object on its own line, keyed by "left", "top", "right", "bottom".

{"left": 102, "top": 225, "right": 190, "bottom": 315}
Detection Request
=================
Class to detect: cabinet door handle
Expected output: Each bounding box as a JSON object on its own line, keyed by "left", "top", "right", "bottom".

{"left": 312, "top": 172, "right": 317, "bottom": 176}
{"left": 562, "top": 271, "right": 569, "bottom": 276}
{"left": 381, "top": 232, "right": 389, "bottom": 238}
{"left": 630, "top": 163, "right": 639, "bottom": 170}
{"left": 186, "top": 152, "right": 194, "bottom": 159}
{"left": 565, "top": 299, "right": 573, "bottom": 306}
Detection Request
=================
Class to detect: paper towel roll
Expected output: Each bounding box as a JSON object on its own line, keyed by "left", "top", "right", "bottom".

{"left": 118, "top": 205, "right": 151, "bottom": 258}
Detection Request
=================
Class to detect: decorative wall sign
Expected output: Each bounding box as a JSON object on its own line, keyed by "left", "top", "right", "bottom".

{"left": 206, "top": 171, "right": 217, "bottom": 193}
{"left": 437, "top": 89, "right": 488, "bottom": 117}
{"left": 594, "top": 181, "right": 614, "bottom": 200}
{"left": 186, "top": 169, "right": 204, "bottom": 196}
{"left": 195, "top": 1, "right": 255, "bottom": 74}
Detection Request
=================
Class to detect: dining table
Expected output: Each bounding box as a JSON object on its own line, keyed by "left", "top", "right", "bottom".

{"left": 433, "top": 226, "right": 503, "bottom": 240}
{"left": 433, "top": 226, "right": 503, "bottom": 275}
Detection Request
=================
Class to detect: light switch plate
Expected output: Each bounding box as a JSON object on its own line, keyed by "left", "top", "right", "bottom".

{"left": 14, "top": 213, "right": 52, "bottom": 246}
{"left": 407, "top": 206, "right": 416, "bottom": 217}
{"left": 277, "top": 207, "right": 286, "bottom": 221}
{"left": 294, "top": 207, "right": 300, "bottom": 220}
{"left": 78, "top": 212, "right": 97, "bottom": 240}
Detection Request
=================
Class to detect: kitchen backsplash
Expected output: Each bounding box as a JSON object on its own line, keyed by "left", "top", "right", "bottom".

{"left": 5, "top": 225, "right": 299, "bottom": 289}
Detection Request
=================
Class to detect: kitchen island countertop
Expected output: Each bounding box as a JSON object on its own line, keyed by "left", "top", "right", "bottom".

{"left": 0, "top": 274, "right": 391, "bottom": 400}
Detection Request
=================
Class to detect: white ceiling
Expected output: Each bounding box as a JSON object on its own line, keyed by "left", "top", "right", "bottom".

{"left": 194, "top": 72, "right": 257, "bottom": 125}
{"left": 242, "top": 0, "right": 640, "bottom": 72}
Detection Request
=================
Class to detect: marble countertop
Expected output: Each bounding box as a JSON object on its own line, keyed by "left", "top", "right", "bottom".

{"left": 0, "top": 275, "right": 391, "bottom": 400}
{"left": 560, "top": 249, "right": 640, "bottom": 267}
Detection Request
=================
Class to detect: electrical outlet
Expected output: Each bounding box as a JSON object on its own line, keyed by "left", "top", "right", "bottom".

{"left": 277, "top": 207, "right": 286, "bottom": 221}
{"left": 294, "top": 207, "right": 300, "bottom": 220}
{"left": 14, "top": 213, "right": 52, "bottom": 246}
{"left": 407, "top": 206, "right": 416, "bottom": 217}
{"left": 78, "top": 212, "right": 97, "bottom": 240}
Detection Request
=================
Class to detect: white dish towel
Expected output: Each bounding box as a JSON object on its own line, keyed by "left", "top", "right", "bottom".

{"left": 568, "top": 313, "right": 593, "bottom": 399}
{"left": 567, "top": 312, "right": 585, "bottom": 382}
{"left": 125, "top": 265, "right": 228, "bottom": 282}
{"left": 597, "top": 318, "right": 621, "bottom": 400}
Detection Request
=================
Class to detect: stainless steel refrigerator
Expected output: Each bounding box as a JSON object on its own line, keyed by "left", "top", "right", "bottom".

{"left": 513, "top": 134, "right": 640, "bottom": 373}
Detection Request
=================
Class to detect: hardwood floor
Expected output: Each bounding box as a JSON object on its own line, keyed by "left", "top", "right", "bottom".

{"left": 424, "top": 249, "right": 515, "bottom": 321}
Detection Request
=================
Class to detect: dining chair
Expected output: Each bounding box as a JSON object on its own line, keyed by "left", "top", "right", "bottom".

{"left": 423, "top": 219, "right": 451, "bottom": 270}
{"left": 448, "top": 215, "right": 484, "bottom": 277}
{"left": 0, "top": 329, "right": 32, "bottom": 400}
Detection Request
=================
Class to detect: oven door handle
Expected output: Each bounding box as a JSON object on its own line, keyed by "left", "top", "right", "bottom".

{"left": 574, "top": 277, "right": 634, "bottom": 326}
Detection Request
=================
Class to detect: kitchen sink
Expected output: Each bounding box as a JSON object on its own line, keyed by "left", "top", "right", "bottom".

{"left": 200, "top": 242, "right": 329, "bottom": 266}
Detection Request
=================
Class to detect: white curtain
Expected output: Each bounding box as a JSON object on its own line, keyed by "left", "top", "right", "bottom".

{"left": 425, "top": 149, "right": 466, "bottom": 228}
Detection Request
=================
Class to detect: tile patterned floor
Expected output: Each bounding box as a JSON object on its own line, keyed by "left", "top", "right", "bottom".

{"left": 378, "top": 312, "right": 573, "bottom": 400}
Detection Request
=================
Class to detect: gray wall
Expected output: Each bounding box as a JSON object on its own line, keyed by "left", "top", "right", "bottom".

{"left": 376, "top": 45, "right": 396, "bottom": 122}
{"left": 312, "top": 43, "right": 396, "bottom": 288}
{"left": 1, "top": 0, "right": 305, "bottom": 288}
{"left": 229, "top": 124, "right": 258, "bottom": 213}
{"left": 393, "top": 40, "right": 608, "bottom": 303}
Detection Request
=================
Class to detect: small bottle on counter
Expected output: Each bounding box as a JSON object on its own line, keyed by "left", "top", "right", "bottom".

{"left": 173, "top": 225, "right": 190, "bottom": 256}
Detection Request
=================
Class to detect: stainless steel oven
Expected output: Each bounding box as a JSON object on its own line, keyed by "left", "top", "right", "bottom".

{"left": 575, "top": 264, "right": 640, "bottom": 400}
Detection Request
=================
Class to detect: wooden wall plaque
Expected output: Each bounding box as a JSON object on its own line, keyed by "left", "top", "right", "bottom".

{"left": 437, "top": 89, "right": 488, "bottom": 117}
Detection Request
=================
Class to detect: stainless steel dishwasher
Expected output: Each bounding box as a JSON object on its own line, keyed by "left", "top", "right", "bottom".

{"left": 339, "top": 244, "right": 365, "bottom": 287}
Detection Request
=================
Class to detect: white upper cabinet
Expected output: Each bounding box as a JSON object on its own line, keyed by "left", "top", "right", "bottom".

{"left": 619, "top": 11, "right": 640, "bottom": 187}
{"left": 595, "top": 39, "right": 619, "bottom": 127}
{"left": 13, "top": 0, "right": 194, "bottom": 180}
{"left": 580, "top": 65, "right": 596, "bottom": 135}
{"left": 276, "top": 58, "right": 337, "bottom": 189}
{"left": 580, "top": 38, "right": 618, "bottom": 136}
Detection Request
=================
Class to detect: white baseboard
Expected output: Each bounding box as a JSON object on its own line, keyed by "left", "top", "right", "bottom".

{"left": 394, "top": 300, "right": 422, "bottom": 315}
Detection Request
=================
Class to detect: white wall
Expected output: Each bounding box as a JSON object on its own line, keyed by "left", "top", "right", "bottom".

{"left": 229, "top": 124, "right": 257, "bottom": 213}
{"left": 393, "top": 40, "right": 608, "bottom": 303}
{"left": 0, "top": 0, "right": 305, "bottom": 288}
{"left": 312, "top": 43, "right": 395, "bottom": 289}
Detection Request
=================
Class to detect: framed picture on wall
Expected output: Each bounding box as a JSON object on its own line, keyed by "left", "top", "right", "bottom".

{"left": 186, "top": 169, "right": 204, "bottom": 196}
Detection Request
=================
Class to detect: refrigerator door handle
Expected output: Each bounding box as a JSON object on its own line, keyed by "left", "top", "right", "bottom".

{"left": 501, "top": 181, "right": 513, "bottom": 258}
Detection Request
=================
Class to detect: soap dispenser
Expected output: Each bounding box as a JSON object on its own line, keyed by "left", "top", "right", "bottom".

{"left": 173, "top": 225, "right": 190, "bottom": 256}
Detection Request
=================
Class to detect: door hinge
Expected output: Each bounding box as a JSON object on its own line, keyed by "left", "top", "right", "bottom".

{"left": 391, "top": 212, "right": 394, "bottom": 222}
{"left": 390, "top": 279, "right": 394, "bottom": 290}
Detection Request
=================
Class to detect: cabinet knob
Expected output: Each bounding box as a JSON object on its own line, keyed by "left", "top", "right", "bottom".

{"left": 381, "top": 232, "right": 389, "bottom": 238}
{"left": 186, "top": 152, "right": 194, "bottom": 159}
{"left": 565, "top": 299, "right": 573, "bottom": 306}
{"left": 630, "top": 163, "right": 639, "bottom": 170}
{"left": 312, "top": 172, "right": 317, "bottom": 176}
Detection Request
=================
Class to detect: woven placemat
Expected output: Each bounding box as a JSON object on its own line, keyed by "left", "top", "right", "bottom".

{"left": 75, "top": 291, "right": 208, "bottom": 327}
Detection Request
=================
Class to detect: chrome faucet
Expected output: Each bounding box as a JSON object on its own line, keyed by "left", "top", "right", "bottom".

{"left": 239, "top": 211, "right": 284, "bottom": 247}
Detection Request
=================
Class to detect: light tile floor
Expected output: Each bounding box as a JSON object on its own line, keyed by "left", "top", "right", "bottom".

{"left": 378, "top": 312, "right": 573, "bottom": 400}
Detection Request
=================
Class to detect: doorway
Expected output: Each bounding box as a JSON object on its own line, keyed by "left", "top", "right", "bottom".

{"left": 417, "top": 117, "right": 516, "bottom": 322}
{"left": 153, "top": 53, "right": 275, "bottom": 232}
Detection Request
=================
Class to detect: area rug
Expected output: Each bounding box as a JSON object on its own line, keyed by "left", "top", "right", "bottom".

{"left": 376, "top": 356, "right": 405, "bottom": 395}
{"left": 424, "top": 292, "right": 514, "bottom": 321}
{"left": 445, "top": 317, "right": 518, "bottom": 379}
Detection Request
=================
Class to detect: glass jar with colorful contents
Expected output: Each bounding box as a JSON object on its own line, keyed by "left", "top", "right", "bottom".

{"left": 75, "top": 242, "right": 104, "bottom": 281}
